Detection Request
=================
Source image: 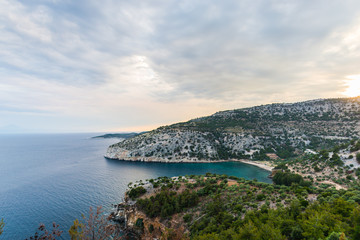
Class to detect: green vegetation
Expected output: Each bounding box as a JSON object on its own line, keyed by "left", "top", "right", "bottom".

{"left": 135, "top": 218, "right": 144, "bottom": 231}
{"left": 192, "top": 198, "right": 360, "bottom": 240}
{"left": 137, "top": 189, "right": 199, "bottom": 218}
{"left": 128, "top": 186, "right": 147, "bottom": 200}
{"left": 275, "top": 144, "right": 296, "bottom": 159}
{"left": 126, "top": 174, "right": 360, "bottom": 240}
{"left": 68, "top": 219, "right": 83, "bottom": 240}
{"left": 277, "top": 139, "right": 360, "bottom": 190}
{"left": 274, "top": 162, "right": 289, "bottom": 170}
{"left": 273, "top": 171, "right": 311, "bottom": 187}
{"left": 128, "top": 173, "right": 360, "bottom": 240}
{"left": 0, "top": 219, "right": 4, "bottom": 236}
{"left": 350, "top": 141, "right": 360, "bottom": 152}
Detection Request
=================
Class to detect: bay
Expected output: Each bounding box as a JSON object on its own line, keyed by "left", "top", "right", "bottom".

{"left": 0, "top": 133, "right": 271, "bottom": 239}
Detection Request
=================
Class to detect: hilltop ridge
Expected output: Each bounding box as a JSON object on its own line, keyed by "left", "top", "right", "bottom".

{"left": 106, "top": 97, "right": 360, "bottom": 162}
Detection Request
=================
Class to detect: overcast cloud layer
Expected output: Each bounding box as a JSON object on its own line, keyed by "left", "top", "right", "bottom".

{"left": 1, "top": 0, "right": 360, "bottom": 133}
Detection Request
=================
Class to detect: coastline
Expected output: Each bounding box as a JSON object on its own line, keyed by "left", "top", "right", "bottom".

{"left": 237, "top": 159, "right": 275, "bottom": 172}
{"left": 105, "top": 156, "right": 274, "bottom": 172}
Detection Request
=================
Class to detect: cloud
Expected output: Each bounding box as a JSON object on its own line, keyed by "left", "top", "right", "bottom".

{"left": 143, "top": 0, "right": 360, "bottom": 101}
{"left": 1, "top": 0, "right": 360, "bottom": 132}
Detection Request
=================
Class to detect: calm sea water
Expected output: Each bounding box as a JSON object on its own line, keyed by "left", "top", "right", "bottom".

{"left": 0, "top": 133, "right": 271, "bottom": 239}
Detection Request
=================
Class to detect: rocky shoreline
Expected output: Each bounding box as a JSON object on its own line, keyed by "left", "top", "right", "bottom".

{"left": 109, "top": 198, "right": 141, "bottom": 238}
{"left": 109, "top": 182, "right": 174, "bottom": 239}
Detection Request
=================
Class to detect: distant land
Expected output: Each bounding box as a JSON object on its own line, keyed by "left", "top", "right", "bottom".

{"left": 106, "top": 97, "right": 360, "bottom": 162}
{"left": 92, "top": 132, "right": 147, "bottom": 139}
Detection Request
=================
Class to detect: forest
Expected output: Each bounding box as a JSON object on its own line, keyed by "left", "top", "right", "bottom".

{"left": 122, "top": 172, "right": 360, "bottom": 239}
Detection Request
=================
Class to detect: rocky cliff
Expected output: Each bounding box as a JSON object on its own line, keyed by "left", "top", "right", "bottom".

{"left": 105, "top": 97, "right": 360, "bottom": 162}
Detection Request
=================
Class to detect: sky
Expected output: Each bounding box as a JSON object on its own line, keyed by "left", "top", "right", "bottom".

{"left": 1, "top": 0, "right": 360, "bottom": 133}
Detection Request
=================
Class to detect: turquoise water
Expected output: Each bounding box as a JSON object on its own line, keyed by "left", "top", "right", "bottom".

{"left": 0, "top": 133, "right": 271, "bottom": 239}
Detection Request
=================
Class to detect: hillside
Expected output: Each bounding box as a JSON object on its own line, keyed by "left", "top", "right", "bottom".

{"left": 106, "top": 97, "right": 360, "bottom": 162}
{"left": 113, "top": 173, "right": 360, "bottom": 239}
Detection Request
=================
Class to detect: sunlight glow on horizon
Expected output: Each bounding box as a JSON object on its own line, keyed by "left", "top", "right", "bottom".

{"left": 343, "top": 75, "right": 360, "bottom": 97}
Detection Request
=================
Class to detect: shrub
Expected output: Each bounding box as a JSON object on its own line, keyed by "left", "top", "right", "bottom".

{"left": 148, "top": 224, "right": 154, "bottom": 233}
{"left": 128, "top": 186, "right": 147, "bottom": 200}
{"left": 356, "top": 153, "right": 360, "bottom": 163}
{"left": 256, "top": 194, "right": 266, "bottom": 201}
{"left": 183, "top": 214, "right": 193, "bottom": 223}
{"left": 273, "top": 172, "right": 311, "bottom": 187}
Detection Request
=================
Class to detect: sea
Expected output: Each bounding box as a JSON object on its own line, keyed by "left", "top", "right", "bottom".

{"left": 0, "top": 133, "right": 271, "bottom": 239}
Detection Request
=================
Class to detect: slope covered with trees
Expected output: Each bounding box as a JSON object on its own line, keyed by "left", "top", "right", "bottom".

{"left": 118, "top": 173, "right": 360, "bottom": 240}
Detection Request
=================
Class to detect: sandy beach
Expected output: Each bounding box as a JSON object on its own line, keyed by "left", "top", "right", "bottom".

{"left": 237, "top": 159, "right": 275, "bottom": 172}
